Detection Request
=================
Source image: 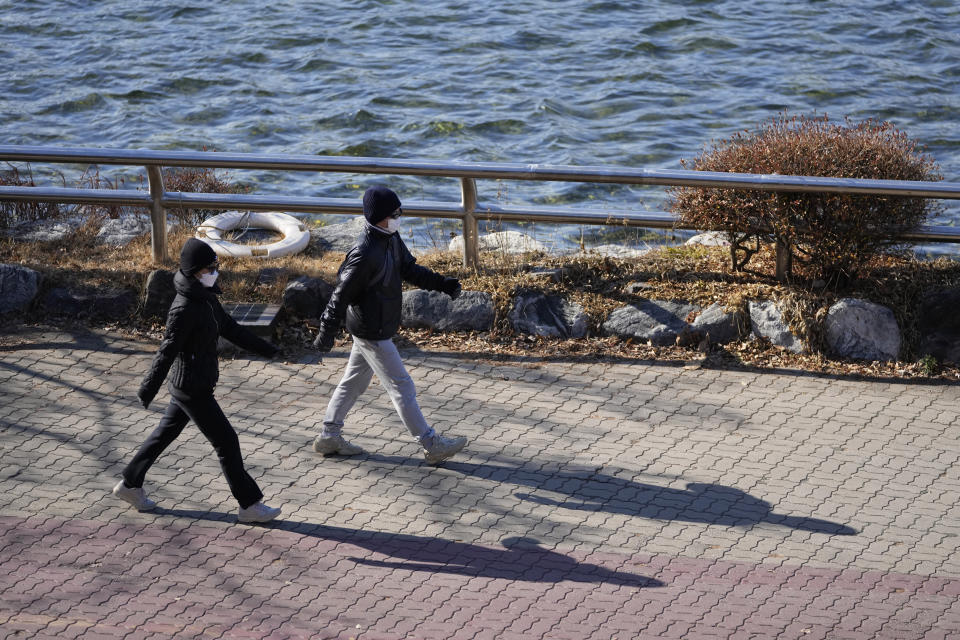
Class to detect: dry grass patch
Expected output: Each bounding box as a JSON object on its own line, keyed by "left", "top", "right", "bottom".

{"left": 3, "top": 224, "right": 960, "bottom": 381}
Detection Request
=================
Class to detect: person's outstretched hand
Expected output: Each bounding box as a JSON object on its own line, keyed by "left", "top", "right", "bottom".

{"left": 313, "top": 331, "right": 334, "bottom": 353}
{"left": 137, "top": 383, "right": 157, "bottom": 409}
{"left": 441, "top": 277, "right": 462, "bottom": 300}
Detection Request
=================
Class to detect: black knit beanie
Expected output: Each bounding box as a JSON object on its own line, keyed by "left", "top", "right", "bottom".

{"left": 180, "top": 238, "right": 218, "bottom": 276}
{"left": 362, "top": 186, "right": 402, "bottom": 225}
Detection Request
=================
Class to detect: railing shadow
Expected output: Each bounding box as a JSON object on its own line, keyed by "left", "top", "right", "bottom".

{"left": 150, "top": 508, "right": 663, "bottom": 588}
{"left": 395, "top": 345, "right": 960, "bottom": 387}
{"left": 0, "top": 325, "right": 142, "bottom": 356}
{"left": 0, "top": 357, "right": 132, "bottom": 465}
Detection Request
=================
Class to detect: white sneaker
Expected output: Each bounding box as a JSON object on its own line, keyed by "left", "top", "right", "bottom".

{"left": 423, "top": 435, "right": 467, "bottom": 465}
{"left": 313, "top": 434, "right": 364, "bottom": 456}
{"left": 238, "top": 501, "right": 281, "bottom": 523}
{"left": 112, "top": 479, "right": 156, "bottom": 511}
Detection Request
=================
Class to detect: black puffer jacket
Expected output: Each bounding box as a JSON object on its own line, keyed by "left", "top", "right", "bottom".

{"left": 315, "top": 225, "right": 454, "bottom": 347}
{"left": 139, "top": 270, "right": 277, "bottom": 404}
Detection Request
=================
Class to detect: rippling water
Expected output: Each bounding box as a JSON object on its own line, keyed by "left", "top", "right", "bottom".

{"left": 2, "top": 0, "right": 958, "bottom": 252}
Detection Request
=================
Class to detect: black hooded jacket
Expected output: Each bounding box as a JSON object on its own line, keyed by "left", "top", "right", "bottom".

{"left": 139, "top": 270, "right": 277, "bottom": 403}
{"left": 315, "top": 224, "right": 452, "bottom": 347}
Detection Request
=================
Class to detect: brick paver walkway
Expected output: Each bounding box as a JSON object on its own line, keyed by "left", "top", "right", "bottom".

{"left": 2, "top": 327, "right": 959, "bottom": 639}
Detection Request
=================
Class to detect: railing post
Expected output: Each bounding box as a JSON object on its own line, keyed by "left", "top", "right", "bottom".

{"left": 146, "top": 165, "right": 168, "bottom": 263}
{"left": 460, "top": 177, "right": 479, "bottom": 270}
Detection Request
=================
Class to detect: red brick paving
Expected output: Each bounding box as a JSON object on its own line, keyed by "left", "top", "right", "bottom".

{"left": 2, "top": 328, "right": 960, "bottom": 638}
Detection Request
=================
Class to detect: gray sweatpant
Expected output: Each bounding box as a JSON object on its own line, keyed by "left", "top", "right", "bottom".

{"left": 321, "top": 336, "right": 435, "bottom": 445}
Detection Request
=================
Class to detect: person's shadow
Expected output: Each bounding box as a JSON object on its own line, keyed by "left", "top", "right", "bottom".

{"left": 150, "top": 509, "right": 663, "bottom": 589}
{"left": 343, "top": 534, "right": 661, "bottom": 587}
{"left": 420, "top": 459, "right": 858, "bottom": 536}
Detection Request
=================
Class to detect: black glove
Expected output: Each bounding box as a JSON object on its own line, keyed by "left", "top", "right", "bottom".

{"left": 137, "top": 382, "right": 158, "bottom": 409}
{"left": 441, "top": 277, "right": 462, "bottom": 300}
{"left": 312, "top": 331, "right": 334, "bottom": 353}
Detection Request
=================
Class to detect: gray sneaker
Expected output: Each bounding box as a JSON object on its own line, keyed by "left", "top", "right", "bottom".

{"left": 112, "top": 479, "right": 156, "bottom": 511}
{"left": 313, "top": 434, "right": 364, "bottom": 456}
{"left": 238, "top": 501, "right": 282, "bottom": 523}
{"left": 423, "top": 435, "right": 467, "bottom": 465}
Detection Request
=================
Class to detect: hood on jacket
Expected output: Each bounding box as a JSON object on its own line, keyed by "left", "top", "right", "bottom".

{"left": 180, "top": 238, "right": 218, "bottom": 276}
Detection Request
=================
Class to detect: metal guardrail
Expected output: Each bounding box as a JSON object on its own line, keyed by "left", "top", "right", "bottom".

{"left": 1, "top": 144, "right": 959, "bottom": 266}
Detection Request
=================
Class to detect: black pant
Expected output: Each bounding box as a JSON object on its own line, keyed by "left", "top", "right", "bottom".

{"left": 122, "top": 387, "right": 264, "bottom": 509}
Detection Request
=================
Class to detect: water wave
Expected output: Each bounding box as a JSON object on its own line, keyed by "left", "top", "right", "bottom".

{"left": 1, "top": 0, "right": 958, "bottom": 252}
{"left": 40, "top": 93, "right": 107, "bottom": 115}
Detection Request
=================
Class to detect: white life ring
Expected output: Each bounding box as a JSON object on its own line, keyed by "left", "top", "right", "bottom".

{"left": 195, "top": 210, "right": 310, "bottom": 258}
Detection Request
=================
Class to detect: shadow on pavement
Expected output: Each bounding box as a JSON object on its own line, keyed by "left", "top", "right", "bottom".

{"left": 151, "top": 507, "right": 663, "bottom": 588}
{"left": 0, "top": 327, "right": 142, "bottom": 355}
{"left": 425, "top": 460, "right": 857, "bottom": 536}
{"left": 402, "top": 346, "right": 960, "bottom": 387}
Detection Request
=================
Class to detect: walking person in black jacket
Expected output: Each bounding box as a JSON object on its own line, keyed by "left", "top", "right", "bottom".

{"left": 112, "top": 238, "right": 283, "bottom": 523}
{"left": 312, "top": 186, "right": 467, "bottom": 464}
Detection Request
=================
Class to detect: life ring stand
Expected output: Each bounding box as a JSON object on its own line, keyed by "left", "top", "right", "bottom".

{"left": 195, "top": 210, "right": 310, "bottom": 258}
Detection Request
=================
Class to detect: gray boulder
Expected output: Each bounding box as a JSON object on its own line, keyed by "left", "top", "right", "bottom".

{"left": 692, "top": 302, "right": 744, "bottom": 344}
{"left": 402, "top": 289, "right": 494, "bottom": 332}
{"left": 581, "top": 244, "right": 651, "bottom": 258}
{"left": 509, "top": 291, "right": 588, "bottom": 338}
{"left": 824, "top": 298, "right": 900, "bottom": 362}
{"left": 749, "top": 301, "right": 805, "bottom": 353}
{"left": 917, "top": 287, "right": 960, "bottom": 364}
{"left": 97, "top": 214, "right": 175, "bottom": 246}
{"left": 526, "top": 268, "right": 568, "bottom": 284}
{"left": 0, "top": 264, "right": 41, "bottom": 314}
{"left": 4, "top": 217, "right": 84, "bottom": 242}
{"left": 602, "top": 300, "right": 699, "bottom": 345}
{"left": 142, "top": 269, "right": 176, "bottom": 318}
{"left": 42, "top": 287, "right": 135, "bottom": 318}
{"left": 283, "top": 276, "right": 334, "bottom": 319}
{"left": 310, "top": 216, "right": 366, "bottom": 254}
{"left": 449, "top": 231, "right": 547, "bottom": 256}
{"left": 685, "top": 231, "right": 730, "bottom": 247}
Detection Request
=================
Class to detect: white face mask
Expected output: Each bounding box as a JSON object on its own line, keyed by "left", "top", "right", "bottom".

{"left": 198, "top": 270, "right": 219, "bottom": 288}
{"left": 384, "top": 217, "right": 401, "bottom": 234}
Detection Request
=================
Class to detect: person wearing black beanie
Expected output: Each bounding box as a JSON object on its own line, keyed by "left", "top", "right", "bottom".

{"left": 362, "top": 185, "right": 402, "bottom": 226}
{"left": 312, "top": 185, "right": 468, "bottom": 464}
{"left": 112, "top": 238, "right": 283, "bottom": 523}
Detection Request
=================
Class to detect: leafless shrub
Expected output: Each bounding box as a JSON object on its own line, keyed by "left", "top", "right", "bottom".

{"left": 670, "top": 113, "right": 943, "bottom": 285}
{"left": 161, "top": 166, "right": 251, "bottom": 226}
{"left": 0, "top": 164, "right": 61, "bottom": 228}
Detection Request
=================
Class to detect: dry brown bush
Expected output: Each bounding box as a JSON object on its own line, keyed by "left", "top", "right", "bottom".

{"left": 160, "top": 166, "right": 251, "bottom": 226}
{"left": 0, "top": 164, "right": 61, "bottom": 228}
{"left": 670, "top": 113, "right": 943, "bottom": 285}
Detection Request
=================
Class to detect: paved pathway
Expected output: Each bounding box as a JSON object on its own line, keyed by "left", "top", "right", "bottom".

{"left": 1, "top": 327, "right": 960, "bottom": 639}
